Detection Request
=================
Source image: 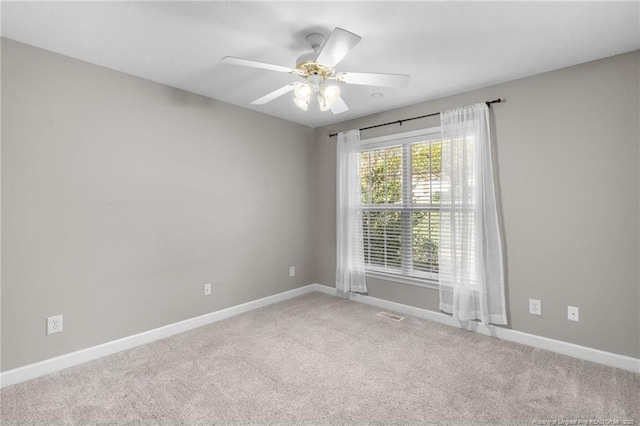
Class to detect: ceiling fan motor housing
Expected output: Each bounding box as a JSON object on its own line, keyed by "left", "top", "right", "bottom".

{"left": 295, "top": 32, "right": 333, "bottom": 78}
{"left": 295, "top": 58, "right": 333, "bottom": 79}
{"left": 295, "top": 51, "right": 319, "bottom": 67}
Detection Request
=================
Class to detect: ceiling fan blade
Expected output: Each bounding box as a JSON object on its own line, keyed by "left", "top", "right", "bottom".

{"left": 221, "top": 56, "right": 294, "bottom": 74}
{"left": 251, "top": 83, "right": 297, "bottom": 105}
{"left": 336, "top": 72, "right": 410, "bottom": 88}
{"left": 330, "top": 96, "right": 349, "bottom": 115}
{"left": 316, "top": 28, "right": 361, "bottom": 68}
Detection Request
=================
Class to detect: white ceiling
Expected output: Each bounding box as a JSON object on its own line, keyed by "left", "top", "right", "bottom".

{"left": 2, "top": 1, "right": 639, "bottom": 128}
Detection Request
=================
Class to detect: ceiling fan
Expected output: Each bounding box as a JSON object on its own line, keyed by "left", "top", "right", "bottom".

{"left": 221, "top": 28, "right": 410, "bottom": 114}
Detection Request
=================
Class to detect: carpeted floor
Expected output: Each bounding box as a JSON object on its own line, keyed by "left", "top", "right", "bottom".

{"left": 1, "top": 292, "right": 638, "bottom": 425}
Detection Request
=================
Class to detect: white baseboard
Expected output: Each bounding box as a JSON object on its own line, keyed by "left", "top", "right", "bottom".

{"left": 344, "top": 290, "right": 640, "bottom": 374}
{"left": 311, "top": 283, "right": 338, "bottom": 296}
{"left": 0, "top": 284, "right": 318, "bottom": 388}
{"left": 2, "top": 283, "right": 637, "bottom": 388}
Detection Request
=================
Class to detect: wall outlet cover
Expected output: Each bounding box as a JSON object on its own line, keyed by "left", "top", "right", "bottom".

{"left": 289, "top": 266, "right": 295, "bottom": 277}
{"left": 204, "top": 283, "right": 212, "bottom": 296}
{"left": 47, "top": 315, "right": 63, "bottom": 335}
{"left": 529, "top": 299, "right": 542, "bottom": 316}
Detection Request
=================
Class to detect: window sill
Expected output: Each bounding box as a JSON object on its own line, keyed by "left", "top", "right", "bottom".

{"left": 365, "top": 271, "right": 439, "bottom": 290}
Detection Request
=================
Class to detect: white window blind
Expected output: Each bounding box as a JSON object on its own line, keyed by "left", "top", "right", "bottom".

{"left": 359, "top": 128, "right": 443, "bottom": 284}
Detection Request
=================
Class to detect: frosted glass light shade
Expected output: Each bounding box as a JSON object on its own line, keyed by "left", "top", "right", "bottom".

{"left": 293, "top": 82, "right": 313, "bottom": 110}
{"left": 318, "top": 84, "right": 340, "bottom": 111}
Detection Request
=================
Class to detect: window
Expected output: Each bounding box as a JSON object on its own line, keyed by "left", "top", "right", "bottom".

{"left": 359, "top": 128, "right": 442, "bottom": 285}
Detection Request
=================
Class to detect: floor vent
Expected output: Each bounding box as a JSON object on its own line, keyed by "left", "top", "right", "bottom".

{"left": 377, "top": 312, "right": 404, "bottom": 322}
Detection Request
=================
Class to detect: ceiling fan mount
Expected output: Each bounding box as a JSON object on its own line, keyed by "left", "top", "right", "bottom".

{"left": 304, "top": 32, "right": 326, "bottom": 52}
{"left": 221, "top": 28, "right": 410, "bottom": 114}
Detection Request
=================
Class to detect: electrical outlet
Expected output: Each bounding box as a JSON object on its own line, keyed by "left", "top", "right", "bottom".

{"left": 529, "top": 299, "right": 542, "bottom": 316}
{"left": 289, "top": 266, "right": 295, "bottom": 277}
{"left": 204, "top": 283, "right": 212, "bottom": 296}
{"left": 568, "top": 306, "right": 579, "bottom": 321}
{"left": 47, "top": 315, "right": 63, "bottom": 335}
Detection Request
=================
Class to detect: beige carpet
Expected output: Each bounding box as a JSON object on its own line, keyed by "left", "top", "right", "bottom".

{"left": 1, "top": 292, "right": 638, "bottom": 425}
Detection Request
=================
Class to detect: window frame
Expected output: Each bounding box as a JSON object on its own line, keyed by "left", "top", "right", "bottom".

{"left": 360, "top": 126, "right": 442, "bottom": 289}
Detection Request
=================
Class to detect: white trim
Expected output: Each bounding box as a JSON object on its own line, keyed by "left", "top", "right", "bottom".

{"left": 3, "top": 284, "right": 636, "bottom": 388}
{"left": 348, "top": 292, "right": 640, "bottom": 374}
{"left": 0, "top": 284, "right": 318, "bottom": 388}
{"left": 311, "top": 283, "right": 338, "bottom": 296}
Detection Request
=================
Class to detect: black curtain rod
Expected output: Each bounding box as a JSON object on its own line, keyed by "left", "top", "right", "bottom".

{"left": 328, "top": 98, "right": 502, "bottom": 138}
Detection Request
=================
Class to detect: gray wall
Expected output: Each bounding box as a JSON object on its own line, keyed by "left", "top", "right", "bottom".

{"left": 1, "top": 39, "right": 316, "bottom": 371}
{"left": 2, "top": 38, "right": 638, "bottom": 372}
{"left": 314, "top": 51, "right": 640, "bottom": 358}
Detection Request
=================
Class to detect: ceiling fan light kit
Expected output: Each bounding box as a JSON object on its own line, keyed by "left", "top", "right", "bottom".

{"left": 221, "top": 27, "right": 410, "bottom": 114}
{"left": 292, "top": 75, "right": 341, "bottom": 111}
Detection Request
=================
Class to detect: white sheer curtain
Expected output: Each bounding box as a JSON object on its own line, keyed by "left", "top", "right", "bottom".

{"left": 336, "top": 129, "right": 367, "bottom": 297}
{"left": 438, "top": 103, "right": 507, "bottom": 325}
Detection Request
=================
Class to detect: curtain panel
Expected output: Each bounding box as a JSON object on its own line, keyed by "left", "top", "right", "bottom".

{"left": 438, "top": 104, "right": 507, "bottom": 325}
{"left": 336, "top": 129, "right": 367, "bottom": 297}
